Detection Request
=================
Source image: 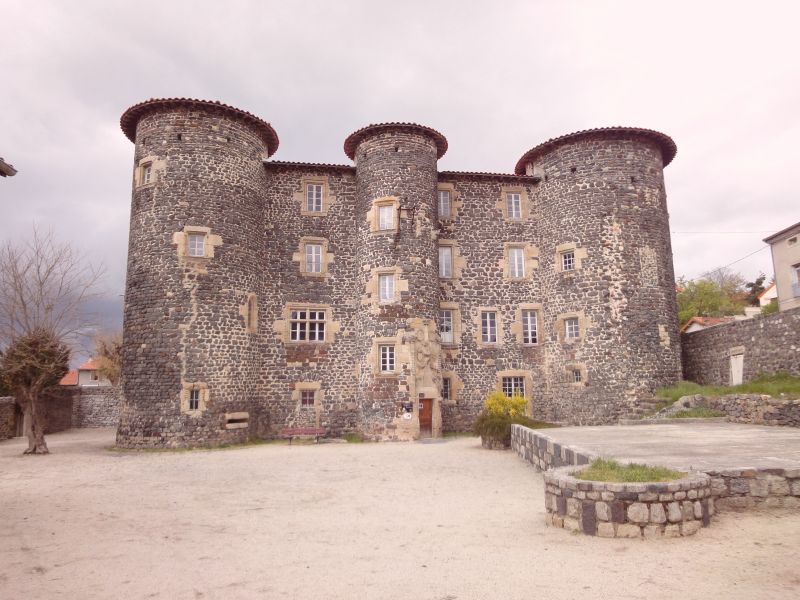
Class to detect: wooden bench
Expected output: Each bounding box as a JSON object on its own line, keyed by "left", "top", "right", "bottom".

{"left": 280, "top": 427, "right": 327, "bottom": 445}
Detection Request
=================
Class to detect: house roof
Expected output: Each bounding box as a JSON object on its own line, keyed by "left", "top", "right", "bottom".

{"left": 763, "top": 221, "right": 800, "bottom": 244}
{"left": 0, "top": 157, "right": 17, "bottom": 177}
{"left": 757, "top": 282, "right": 776, "bottom": 299}
{"left": 120, "top": 98, "right": 280, "bottom": 157}
{"left": 513, "top": 126, "right": 677, "bottom": 175}
{"left": 343, "top": 122, "right": 448, "bottom": 160}
{"left": 78, "top": 359, "right": 100, "bottom": 371}
{"left": 59, "top": 369, "right": 78, "bottom": 386}
{"left": 680, "top": 316, "right": 736, "bottom": 333}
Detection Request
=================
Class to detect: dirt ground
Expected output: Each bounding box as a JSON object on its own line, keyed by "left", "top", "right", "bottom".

{"left": 1, "top": 429, "right": 799, "bottom": 600}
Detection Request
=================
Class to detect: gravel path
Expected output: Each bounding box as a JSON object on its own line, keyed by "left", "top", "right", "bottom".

{"left": 1, "top": 428, "right": 799, "bottom": 599}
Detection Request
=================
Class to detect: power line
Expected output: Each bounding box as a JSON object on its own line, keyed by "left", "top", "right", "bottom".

{"left": 682, "top": 245, "right": 770, "bottom": 282}
{"left": 671, "top": 230, "right": 774, "bottom": 234}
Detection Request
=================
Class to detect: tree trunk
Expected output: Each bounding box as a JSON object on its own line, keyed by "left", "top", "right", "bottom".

{"left": 21, "top": 389, "right": 49, "bottom": 454}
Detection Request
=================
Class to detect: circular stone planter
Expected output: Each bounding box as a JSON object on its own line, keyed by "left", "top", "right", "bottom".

{"left": 543, "top": 466, "right": 714, "bottom": 538}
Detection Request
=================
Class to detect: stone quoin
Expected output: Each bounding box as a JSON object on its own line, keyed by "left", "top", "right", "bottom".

{"left": 116, "top": 97, "right": 681, "bottom": 448}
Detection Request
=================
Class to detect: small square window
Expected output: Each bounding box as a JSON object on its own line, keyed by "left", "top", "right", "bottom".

{"left": 378, "top": 273, "right": 395, "bottom": 303}
{"left": 306, "top": 184, "right": 323, "bottom": 212}
{"left": 481, "top": 311, "right": 497, "bottom": 343}
{"left": 442, "top": 377, "right": 451, "bottom": 401}
{"left": 142, "top": 163, "right": 152, "bottom": 185}
{"left": 378, "top": 204, "right": 395, "bottom": 230}
{"left": 438, "top": 190, "right": 451, "bottom": 219}
{"left": 379, "top": 344, "right": 395, "bottom": 372}
{"left": 572, "top": 369, "right": 582, "bottom": 383}
{"left": 438, "top": 309, "right": 454, "bottom": 344}
{"left": 189, "top": 389, "right": 200, "bottom": 411}
{"left": 300, "top": 389, "right": 315, "bottom": 407}
{"left": 788, "top": 236, "right": 797, "bottom": 246}
{"left": 305, "top": 243, "right": 322, "bottom": 273}
{"left": 187, "top": 233, "right": 206, "bottom": 257}
{"left": 561, "top": 251, "right": 575, "bottom": 271}
{"left": 521, "top": 309, "right": 538, "bottom": 345}
{"left": 502, "top": 376, "right": 524, "bottom": 398}
{"left": 509, "top": 247, "right": 525, "bottom": 278}
{"left": 290, "top": 309, "right": 326, "bottom": 342}
{"left": 565, "top": 317, "right": 580, "bottom": 339}
{"left": 439, "top": 246, "right": 453, "bottom": 278}
{"left": 506, "top": 193, "right": 522, "bottom": 219}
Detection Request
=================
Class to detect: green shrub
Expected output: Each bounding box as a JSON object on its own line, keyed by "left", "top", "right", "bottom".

{"left": 575, "top": 458, "right": 685, "bottom": 482}
{"left": 669, "top": 407, "right": 725, "bottom": 419}
{"left": 761, "top": 299, "right": 778, "bottom": 315}
{"left": 656, "top": 373, "right": 800, "bottom": 402}
{"left": 342, "top": 431, "right": 365, "bottom": 443}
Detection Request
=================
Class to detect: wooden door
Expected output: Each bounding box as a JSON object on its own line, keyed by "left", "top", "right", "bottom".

{"left": 730, "top": 353, "right": 744, "bottom": 385}
{"left": 419, "top": 399, "right": 433, "bottom": 437}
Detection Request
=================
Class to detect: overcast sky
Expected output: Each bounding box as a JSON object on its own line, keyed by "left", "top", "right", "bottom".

{"left": 1, "top": 0, "right": 798, "bottom": 334}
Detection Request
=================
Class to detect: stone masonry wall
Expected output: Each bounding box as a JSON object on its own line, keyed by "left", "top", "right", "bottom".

{"left": 72, "top": 387, "right": 121, "bottom": 428}
{"left": 682, "top": 306, "right": 800, "bottom": 385}
{"left": 663, "top": 393, "right": 800, "bottom": 427}
{"left": 708, "top": 467, "right": 800, "bottom": 510}
{"left": 0, "top": 397, "right": 15, "bottom": 441}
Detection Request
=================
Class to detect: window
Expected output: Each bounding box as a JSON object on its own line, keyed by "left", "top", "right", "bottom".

{"left": 189, "top": 389, "right": 200, "bottom": 411}
{"left": 442, "top": 377, "right": 451, "bottom": 401}
{"left": 509, "top": 247, "right": 525, "bottom": 278}
{"left": 378, "top": 273, "right": 395, "bottom": 303}
{"left": 506, "top": 192, "right": 522, "bottom": 219}
{"left": 306, "top": 184, "right": 323, "bottom": 212}
{"left": 378, "top": 204, "right": 395, "bottom": 230}
{"left": 379, "top": 344, "right": 395, "bottom": 373}
{"left": 438, "top": 190, "right": 451, "bottom": 219}
{"left": 305, "top": 243, "right": 322, "bottom": 273}
{"left": 439, "top": 246, "right": 453, "bottom": 278}
{"left": 438, "top": 309, "right": 454, "bottom": 344}
{"left": 481, "top": 311, "right": 497, "bottom": 343}
{"left": 187, "top": 233, "right": 206, "bottom": 257}
{"left": 502, "top": 376, "right": 524, "bottom": 398}
{"left": 522, "top": 309, "right": 538, "bottom": 344}
{"left": 565, "top": 317, "right": 580, "bottom": 339}
{"left": 290, "top": 309, "right": 326, "bottom": 342}
{"left": 793, "top": 263, "right": 800, "bottom": 297}
{"left": 300, "top": 389, "right": 315, "bottom": 407}
{"left": 142, "top": 163, "right": 152, "bottom": 184}
{"left": 788, "top": 236, "right": 797, "bottom": 246}
{"left": 561, "top": 251, "right": 575, "bottom": 272}
{"left": 572, "top": 369, "right": 582, "bottom": 383}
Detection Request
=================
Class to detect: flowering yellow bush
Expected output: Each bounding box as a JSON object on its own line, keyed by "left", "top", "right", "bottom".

{"left": 484, "top": 390, "right": 527, "bottom": 417}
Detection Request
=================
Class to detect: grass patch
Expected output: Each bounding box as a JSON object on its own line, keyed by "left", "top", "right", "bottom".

{"left": 342, "top": 432, "right": 366, "bottom": 443}
{"left": 656, "top": 372, "right": 800, "bottom": 402}
{"left": 669, "top": 407, "right": 726, "bottom": 419}
{"left": 575, "top": 458, "right": 685, "bottom": 482}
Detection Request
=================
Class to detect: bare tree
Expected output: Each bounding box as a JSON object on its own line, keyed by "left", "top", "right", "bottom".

{"left": 0, "top": 228, "right": 104, "bottom": 453}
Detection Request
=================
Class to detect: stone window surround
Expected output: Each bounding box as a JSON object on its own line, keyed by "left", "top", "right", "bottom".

{"left": 134, "top": 154, "right": 166, "bottom": 188}
{"left": 500, "top": 243, "right": 540, "bottom": 280}
{"left": 496, "top": 185, "right": 531, "bottom": 221}
{"left": 495, "top": 369, "right": 533, "bottom": 407}
{"left": 436, "top": 239, "right": 465, "bottom": 281}
{"left": 369, "top": 334, "right": 408, "bottom": 377}
{"left": 172, "top": 225, "right": 223, "bottom": 262}
{"left": 367, "top": 196, "right": 400, "bottom": 234}
{"left": 473, "top": 306, "right": 503, "bottom": 348}
{"left": 436, "top": 182, "right": 462, "bottom": 222}
{"left": 555, "top": 242, "right": 587, "bottom": 273}
{"left": 240, "top": 292, "right": 258, "bottom": 333}
{"left": 363, "top": 266, "right": 408, "bottom": 309}
{"left": 511, "top": 303, "right": 544, "bottom": 346}
{"left": 566, "top": 362, "right": 588, "bottom": 386}
{"left": 273, "top": 302, "right": 341, "bottom": 345}
{"left": 291, "top": 381, "right": 323, "bottom": 410}
{"left": 294, "top": 175, "right": 337, "bottom": 216}
{"left": 555, "top": 311, "right": 588, "bottom": 344}
{"left": 292, "top": 236, "right": 335, "bottom": 278}
{"left": 180, "top": 382, "right": 209, "bottom": 416}
{"left": 438, "top": 302, "right": 462, "bottom": 347}
{"left": 440, "top": 369, "right": 464, "bottom": 405}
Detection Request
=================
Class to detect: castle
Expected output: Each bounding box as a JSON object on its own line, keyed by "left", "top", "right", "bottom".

{"left": 116, "top": 97, "right": 681, "bottom": 447}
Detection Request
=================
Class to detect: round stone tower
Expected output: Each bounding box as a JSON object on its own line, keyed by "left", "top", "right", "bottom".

{"left": 343, "top": 123, "right": 448, "bottom": 439}
{"left": 515, "top": 127, "right": 681, "bottom": 424}
{"left": 117, "top": 98, "right": 279, "bottom": 447}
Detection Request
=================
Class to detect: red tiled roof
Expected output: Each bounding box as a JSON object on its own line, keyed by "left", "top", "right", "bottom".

{"left": 514, "top": 126, "right": 677, "bottom": 175}
{"left": 757, "top": 282, "right": 776, "bottom": 299}
{"left": 680, "top": 316, "right": 735, "bottom": 333}
{"left": 264, "top": 160, "right": 355, "bottom": 172}
{"left": 59, "top": 369, "right": 78, "bottom": 386}
{"left": 343, "top": 123, "right": 448, "bottom": 160}
{"left": 120, "top": 98, "right": 280, "bottom": 156}
{"left": 78, "top": 359, "right": 100, "bottom": 370}
{"left": 438, "top": 170, "right": 540, "bottom": 183}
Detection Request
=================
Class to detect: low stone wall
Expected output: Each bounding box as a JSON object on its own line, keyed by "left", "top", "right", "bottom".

{"left": 708, "top": 467, "right": 800, "bottom": 510}
{"left": 543, "top": 467, "right": 713, "bottom": 538}
{"left": 72, "top": 387, "right": 120, "bottom": 428}
{"left": 41, "top": 388, "right": 73, "bottom": 434}
{"left": 0, "top": 397, "right": 16, "bottom": 441}
{"left": 681, "top": 306, "right": 800, "bottom": 385}
{"left": 511, "top": 424, "right": 593, "bottom": 470}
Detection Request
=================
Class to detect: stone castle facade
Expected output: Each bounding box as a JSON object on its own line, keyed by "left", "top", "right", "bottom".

{"left": 116, "top": 97, "right": 681, "bottom": 448}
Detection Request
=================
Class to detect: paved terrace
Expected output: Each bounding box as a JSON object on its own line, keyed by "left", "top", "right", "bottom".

{"left": 543, "top": 422, "right": 800, "bottom": 471}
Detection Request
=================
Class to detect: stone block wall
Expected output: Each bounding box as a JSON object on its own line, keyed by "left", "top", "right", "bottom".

{"left": 665, "top": 394, "right": 800, "bottom": 427}
{"left": 511, "top": 424, "right": 593, "bottom": 469}
{"left": 72, "top": 387, "right": 121, "bottom": 428}
{"left": 682, "top": 306, "right": 800, "bottom": 385}
{"left": 708, "top": 468, "right": 800, "bottom": 510}
{"left": 0, "top": 397, "right": 16, "bottom": 441}
{"left": 543, "top": 467, "right": 713, "bottom": 538}
{"left": 41, "top": 388, "right": 73, "bottom": 434}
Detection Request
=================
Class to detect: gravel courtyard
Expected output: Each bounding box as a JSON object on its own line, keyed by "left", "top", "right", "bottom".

{"left": 2, "top": 428, "right": 799, "bottom": 600}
